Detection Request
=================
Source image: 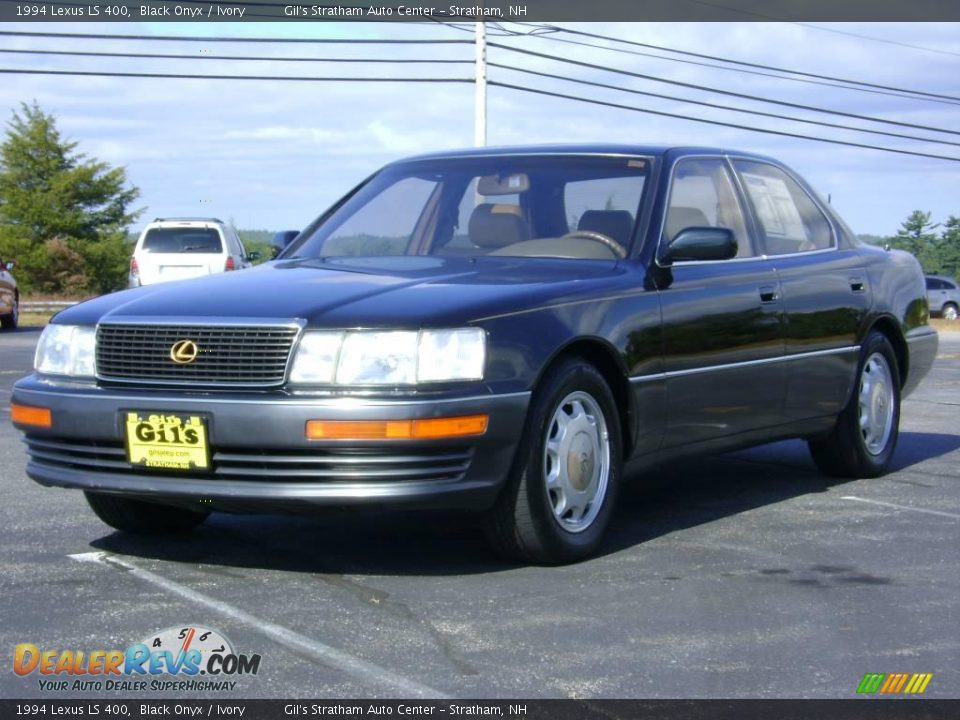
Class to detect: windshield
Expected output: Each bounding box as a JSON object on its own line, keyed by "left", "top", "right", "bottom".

{"left": 141, "top": 228, "right": 223, "bottom": 254}
{"left": 288, "top": 156, "right": 650, "bottom": 261}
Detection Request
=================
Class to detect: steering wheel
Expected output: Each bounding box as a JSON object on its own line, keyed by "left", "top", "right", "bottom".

{"left": 560, "top": 230, "right": 627, "bottom": 259}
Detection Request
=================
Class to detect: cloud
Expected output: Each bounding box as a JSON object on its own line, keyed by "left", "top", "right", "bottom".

{"left": 0, "top": 20, "right": 956, "bottom": 233}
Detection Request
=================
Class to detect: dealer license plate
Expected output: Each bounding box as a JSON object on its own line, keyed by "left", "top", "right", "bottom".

{"left": 124, "top": 412, "right": 210, "bottom": 471}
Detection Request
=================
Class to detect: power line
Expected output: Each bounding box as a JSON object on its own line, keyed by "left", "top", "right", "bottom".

{"left": 489, "top": 81, "right": 960, "bottom": 163}
{"left": 0, "top": 48, "right": 472, "bottom": 64}
{"left": 510, "top": 22, "right": 960, "bottom": 104}
{"left": 490, "top": 24, "right": 960, "bottom": 107}
{"left": 0, "top": 30, "right": 471, "bottom": 44}
{"left": 489, "top": 43, "right": 960, "bottom": 137}
{"left": 789, "top": 22, "right": 960, "bottom": 59}
{"left": 490, "top": 63, "right": 960, "bottom": 149}
{"left": 680, "top": 0, "right": 960, "bottom": 59}
{"left": 0, "top": 68, "right": 472, "bottom": 83}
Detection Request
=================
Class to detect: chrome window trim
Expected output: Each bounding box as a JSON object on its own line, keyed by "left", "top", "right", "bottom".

{"left": 655, "top": 154, "right": 842, "bottom": 268}
{"left": 393, "top": 151, "right": 660, "bottom": 163}
{"left": 629, "top": 344, "right": 860, "bottom": 383}
{"left": 654, "top": 154, "right": 759, "bottom": 269}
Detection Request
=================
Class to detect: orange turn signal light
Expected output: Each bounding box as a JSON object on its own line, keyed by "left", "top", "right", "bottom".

{"left": 306, "top": 414, "right": 488, "bottom": 441}
{"left": 10, "top": 404, "right": 52, "bottom": 429}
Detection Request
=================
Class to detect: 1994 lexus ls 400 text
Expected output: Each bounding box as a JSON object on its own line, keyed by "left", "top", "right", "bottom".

{"left": 11, "top": 145, "right": 937, "bottom": 564}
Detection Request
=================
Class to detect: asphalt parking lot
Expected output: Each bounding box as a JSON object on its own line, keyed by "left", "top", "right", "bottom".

{"left": 1, "top": 327, "right": 958, "bottom": 700}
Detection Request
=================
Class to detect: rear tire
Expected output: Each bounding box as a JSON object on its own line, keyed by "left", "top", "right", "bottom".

{"left": 84, "top": 492, "right": 208, "bottom": 534}
{"left": 808, "top": 332, "right": 901, "bottom": 478}
{"left": 0, "top": 295, "right": 17, "bottom": 330}
{"left": 484, "top": 357, "right": 622, "bottom": 564}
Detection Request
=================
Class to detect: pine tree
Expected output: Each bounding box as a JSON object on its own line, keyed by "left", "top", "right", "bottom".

{"left": 888, "top": 210, "right": 940, "bottom": 271}
{"left": 938, "top": 216, "right": 960, "bottom": 278}
{"left": 0, "top": 102, "right": 141, "bottom": 294}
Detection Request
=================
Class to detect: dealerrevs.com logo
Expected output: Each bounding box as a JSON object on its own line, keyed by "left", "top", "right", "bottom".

{"left": 857, "top": 672, "right": 934, "bottom": 695}
{"left": 13, "top": 626, "right": 262, "bottom": 692}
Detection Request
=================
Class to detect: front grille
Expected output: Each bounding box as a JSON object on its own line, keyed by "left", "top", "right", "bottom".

{"left": 24, "top": 436, "right": 473, "bottom": 484}
{"left": 96, "top": 323, "right": 299, "bottom": 386}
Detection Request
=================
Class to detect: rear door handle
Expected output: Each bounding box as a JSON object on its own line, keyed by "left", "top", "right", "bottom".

{"left": 850, "top": 277, "right": 866, "bottom": 293}
{"left": 759, "top": 286, "right": 778, "bottom": 303}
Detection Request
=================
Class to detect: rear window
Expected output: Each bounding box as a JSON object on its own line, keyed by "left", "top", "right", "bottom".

{"left": 140, "top": 228, "right": 223, "bottom": 254}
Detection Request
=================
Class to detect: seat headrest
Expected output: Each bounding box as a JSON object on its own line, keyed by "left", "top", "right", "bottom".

{"left": 468, "top": 203, "right": 531, "bottom": 248}
{"left": 665, "top": 206, "right": 710, "bottom": 242}
{"left": 577, "top": 210, "right": 634, "bottom": 248}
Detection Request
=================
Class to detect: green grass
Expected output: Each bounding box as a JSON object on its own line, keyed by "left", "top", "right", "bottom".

{"left": 19, "top": 311, "right": 54, "bottom": 327}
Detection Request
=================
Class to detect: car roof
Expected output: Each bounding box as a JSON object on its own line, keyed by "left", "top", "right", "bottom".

{"left": 394, "top": 143, "right": 780, "bottom": 164}
{"left": 148, "top": 217, "right": 225, "bottom": 225}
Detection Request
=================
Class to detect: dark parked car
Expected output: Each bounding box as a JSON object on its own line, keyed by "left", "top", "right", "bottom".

{"left": 926, "top": 275, "right": 959, "bottom": 321}
{"left": 0, "top": 258, "right": 18, "bottom": 330}
{"left": 10, "top": 145, "right": 938, "bottom": 563}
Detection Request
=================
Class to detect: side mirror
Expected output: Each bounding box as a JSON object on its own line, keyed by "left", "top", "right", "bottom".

{"left": 246, "top": 251, "right": 261, "bottom": 262}
{"left": 3, "top": 260, "right": 14, "bottom": 271}
{"left": 662, "top": 227, "right": 737, "bottom": 264}
{"left": 271, "top": 230, "right": 299, "bottom": 258}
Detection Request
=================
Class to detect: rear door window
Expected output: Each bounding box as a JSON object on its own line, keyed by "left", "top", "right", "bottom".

{"left": 141, "top": 228, "right": 223, "bottom": 254}
{"left": 733, "top": 161, "right": 835, "bottom": 255}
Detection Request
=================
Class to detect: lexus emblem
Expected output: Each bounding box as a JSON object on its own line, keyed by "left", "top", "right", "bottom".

{"left": 169, "top": 339, "right": 200, "bottom": 364}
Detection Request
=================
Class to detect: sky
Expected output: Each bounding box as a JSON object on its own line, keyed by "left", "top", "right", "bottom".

{"left": 0, "top": 20, "right": 957, "bottom": 236}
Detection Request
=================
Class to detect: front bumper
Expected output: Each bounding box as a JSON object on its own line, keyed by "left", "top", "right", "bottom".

{"left": 11, "top": 375, "right": 530, "bottom": 513}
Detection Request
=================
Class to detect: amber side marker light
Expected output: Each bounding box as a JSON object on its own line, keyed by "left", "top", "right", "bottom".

{"left": 10, "top": 404, "right": 52, "bottom": 429}
{"left": 306, "top": 415, "right": 489, "bottom": 440}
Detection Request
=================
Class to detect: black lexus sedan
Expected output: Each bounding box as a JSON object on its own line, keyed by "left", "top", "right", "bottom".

{"left": 11, "top": 145, "right": 938, "bottom": 563}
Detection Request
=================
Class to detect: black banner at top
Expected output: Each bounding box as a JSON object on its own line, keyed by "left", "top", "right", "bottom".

{"left": 1, "top": 0, "right": 960, "bottom": 23}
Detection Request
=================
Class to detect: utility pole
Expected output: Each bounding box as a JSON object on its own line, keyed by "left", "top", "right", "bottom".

{"left": 474, "top": 20, "right": 487, "bottom": 147}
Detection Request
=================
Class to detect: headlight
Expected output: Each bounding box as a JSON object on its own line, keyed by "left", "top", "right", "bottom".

{"left": 34, "top": 324, "right": 97, "bottom": 378}
{"left": 289, "top": 328, "right": 485, "bottom": 385}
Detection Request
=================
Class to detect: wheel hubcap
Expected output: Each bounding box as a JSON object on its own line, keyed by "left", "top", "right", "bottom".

{"left": 858, "top": 352, "right": 895, "bottom": 456}
{"left": 945, "top": 306, "right": 958, "bottom": 321}
{"left": 543, "top": 391, "right": 610, "bottom": 533}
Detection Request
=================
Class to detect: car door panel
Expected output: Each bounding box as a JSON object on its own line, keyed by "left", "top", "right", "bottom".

{"left": 731, "top": 159, "right": 870, "bottom": 423}
{"left": 656, "top": 156, "right": 786, "bottom": 449}
{"left": 659, "top": 262, "right": 785, "bottom": 447}
{"left": 774, "top": 249, "right": 870, "bottom": 419}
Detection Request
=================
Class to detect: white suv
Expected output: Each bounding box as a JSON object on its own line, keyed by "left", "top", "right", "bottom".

{"left": 129, "top": 218, "right": 256, "bottom": 288}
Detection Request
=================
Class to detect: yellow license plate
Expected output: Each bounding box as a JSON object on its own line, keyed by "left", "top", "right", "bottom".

{"left": 124, "top": 412, "right": 209, "bottom": 471}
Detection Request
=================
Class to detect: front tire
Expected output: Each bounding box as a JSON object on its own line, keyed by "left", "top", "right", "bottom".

{"left": 942, "top": 303, "right": 958, "bottom": 321}
{"left": 808, "top": 332, "right": 901, "bottom": 478}
{"left": 485, "top": 358, "right": 622, "bottom": 564}
{"left": 84, "top": 492, "right": 208, "bottom": 534}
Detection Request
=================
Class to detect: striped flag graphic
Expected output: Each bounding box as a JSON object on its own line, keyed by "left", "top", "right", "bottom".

{"left": 857, "top": 672, "right": 932, "bottom": 694}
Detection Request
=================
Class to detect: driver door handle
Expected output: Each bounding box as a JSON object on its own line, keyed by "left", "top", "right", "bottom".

{"left": 759, "top": 286, "right": 778, "bottom": 304}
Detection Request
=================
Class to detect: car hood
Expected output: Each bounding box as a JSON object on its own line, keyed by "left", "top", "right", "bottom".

{"left": 58, "top": 256, "right": 626, "bottom": 328}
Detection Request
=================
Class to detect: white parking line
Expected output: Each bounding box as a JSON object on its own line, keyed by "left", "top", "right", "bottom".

{"left": 69, "top": 551, "right": 450, "bottom": 698}
{"left": 840, "top": 496, "right": 960, "bottom": 520}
